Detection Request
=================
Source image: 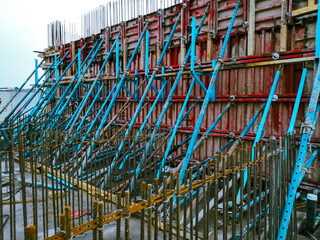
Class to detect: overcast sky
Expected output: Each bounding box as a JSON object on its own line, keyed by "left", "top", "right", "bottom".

{"left": 0, "top": 0, "right": 107, "bottom": 89}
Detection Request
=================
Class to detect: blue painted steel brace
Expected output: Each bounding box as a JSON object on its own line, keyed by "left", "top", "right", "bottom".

{"left": 66, "top": 33, "right": 121, "bottom": 133}
{"left": 7, "top": 60, "right": 55, "bottom": 122}
{"left": 287, "top": 69, "right": 307, "bottom": 135}
{"left": 235, "top": 71, "right": 279, "bottom": 203}
{"left": 179, "top": 0, "right": 241, "bottom": 184}
{"left": 101, "top": 13, "right": 181, "bottom": 187}
{"left": 10, "top": 51, "right": 70, "bottom": 123}
{"left": 131, "top": 3, "right": 211, "bottom": 189}
{"left": 118, "top": 81, "right": 168, "bottom": 171}
{"left": 0, "top": 59, "right": 44, "bottom": 117}
{"left": 163, "top": 102, "right": 232, "bottom": 184}
{"left": 252, "top": 71, "right": 280, "bottom": 159}
{"left": 299, "top": 149, "right": 319, "bottom": 183}
{"left": 91, "top": 24, "right": 148, "bottom": 141}
{"left": 190, "top": 17, "right": 215, "bottom": 101}
{"left": 156, "top": 77, "right": 197, "bottom": 179}
{"left": 277, "top": 28, "right": 320, "bottom": 240}
{"left": 56, "top": 38, "right": 105, "bottom": 118}
{"left": 47, "top": 42, "right": 100, "bottom": 122}
{"left": 76, "top": 85, "right": 104, "bottom": 132}
{"left": 76, "top": 83, "right": 118, "bottom": 149}
{"left": 77, "top": 24, "right": 149, "bottom": 177}
{"left": 155, "top": 16, "right": 223, "bottom": 178}
{"left": 134, "top": 70, "right": 139, "bottom": 101}
{"left": 33, "top": 53, "right": 80, "bottom": 121}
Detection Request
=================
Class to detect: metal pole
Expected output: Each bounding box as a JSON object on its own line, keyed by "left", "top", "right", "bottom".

{"left": 133, "top": 3, "right": 210, "bottom": 187}
{"left": 287, "top": 69, "right": 307, "bottom": 135}
{"left": 277, "top": 51, "right": 320, "bottom": 240}
{"left": 0, "top": 59, "right": 44, "bottom": 116}
{"left": 180, "top": 0, "right": 241, "bottom": 183}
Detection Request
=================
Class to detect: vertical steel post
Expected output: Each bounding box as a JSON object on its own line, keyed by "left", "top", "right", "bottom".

{"left": 98, "top": 202, "right": 104, "bottom": 240}
{"left": 116, "top": 192, "right": 121, "bottom": 239}
{"left": 125, "top": 191, "right": 130, "bottom": 240}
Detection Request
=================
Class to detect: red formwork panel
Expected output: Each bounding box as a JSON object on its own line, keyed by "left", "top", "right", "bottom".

{"left": 55, "top": 0, "right": 319, "bottom": 161}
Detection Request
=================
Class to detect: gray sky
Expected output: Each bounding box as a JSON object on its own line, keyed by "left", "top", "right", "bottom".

{"left": 0, "top": 0, "right": 107, "bottom": 89}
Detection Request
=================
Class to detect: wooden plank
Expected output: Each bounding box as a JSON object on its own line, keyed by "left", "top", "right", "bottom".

{"left": 280, "top": 0, "right": 288, "bottom": 52}
{"left": 13, "top": 156, "right": 40, "bottom": 173}
{"left": 42, "top": 165, "right": 118, "bottom": 203}
{"left": 248, "top": 0, "right": 255, "bottom": 56}
{"left": 292, "top": 4, "right": 318, "bottom": 16}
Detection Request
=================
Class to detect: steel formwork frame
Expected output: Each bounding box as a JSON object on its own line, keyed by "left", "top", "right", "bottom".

{"left": 1, "top": 0, "right": 320, "bottom": 239}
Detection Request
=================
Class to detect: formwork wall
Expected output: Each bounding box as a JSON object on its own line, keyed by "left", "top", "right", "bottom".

{"left": 48, "top": 0, "right": 319, "bottom": 161}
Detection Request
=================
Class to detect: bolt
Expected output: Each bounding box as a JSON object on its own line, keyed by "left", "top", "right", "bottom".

{"left": 272, "top": 94, "right": 278, "bottom": 102}
{"left": 229, "top": 132, "right": 235, "bottom": 139}
{"left": 272, "top": 52, "right": 280, "bottom": 60}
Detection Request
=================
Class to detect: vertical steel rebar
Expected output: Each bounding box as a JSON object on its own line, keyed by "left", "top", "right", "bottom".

{"left": 189, "top": 167, "right": 194, "bottom": 240}
{"left": 195, "top": 166, "right": 199, "bottom": 240}
{"left": 213, "top": 156, "right": 218, "bottom": 240}
{"left": 125, "top": 191, "right": 130, "bottom": 240}
{"left": 169, "top": 172, "right": 174, "bottom": 240}
{"left": 163, "top": 177, "right": 168, "bottom": 240}
{"left": 183, "top": 169, "right": 187, "bottom": 240}
{"left": 25, "top": 225, "right": 36, "bottom": 240}
{"left": 65, "top": 206, "right": 72, "bottom": 239}
{"left": 147, "top": 185, "right": 152, "bottom": 240}
{"left": 116, "top": 192, "right": 121, "bottom": 240}
{"left": 18, "top": 134, "right": 28, "bottom": 237}
{"left": 222, "top": 156, "right": 227, "bottom": 240}
{"left": 240, "top": 149, "right": 244, "bottom": 239}
{"left": 98, "top": 202, "right": 104, "bottom": 240}
{"left": 154, "top": 178, "right": 159, "bottom": 240}
{"left": 176, "top": 174, "right": 181, "bottom": 240}
{"left": 141, "top": 181, "right": 146, "bottom": 240}
{"left": 231, "top": 154, "right": 237, "bottom": 240}
{"left": 60, "top": 214, "right": 66, "bottom": 234}
{"left": 0, "top": 138, "right": 2, "bottom": 240}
